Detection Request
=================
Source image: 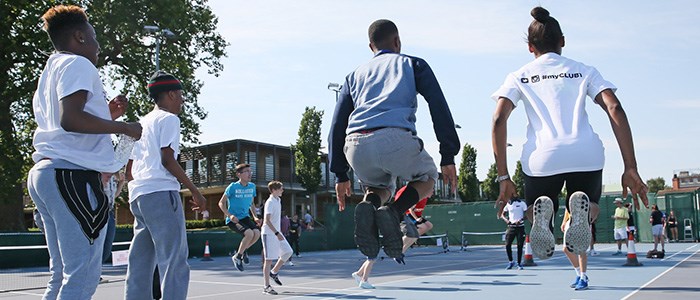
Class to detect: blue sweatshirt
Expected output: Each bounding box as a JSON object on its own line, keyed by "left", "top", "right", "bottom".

{"left": 328, "top": 50, "right": 460, "bottom": 182}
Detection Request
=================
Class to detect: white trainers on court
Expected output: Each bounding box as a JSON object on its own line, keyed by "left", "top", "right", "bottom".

{"left": 565, "top": 192, "right": 592, "bottom": 255}
{"left": 359, "top": 281, "right": 375, "bottom": 289}
{"left": 531, "top": 196, "right": 555, "bottom": 259}
{"left": 352, "top": 272, "right": 362, "bottom": 285}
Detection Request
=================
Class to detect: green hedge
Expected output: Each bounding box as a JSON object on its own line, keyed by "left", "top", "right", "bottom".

{"left": 116, "top": 219, "right": 226, "bottom": 230}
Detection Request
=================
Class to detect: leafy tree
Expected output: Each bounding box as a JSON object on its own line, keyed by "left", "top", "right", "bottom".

{"left": 457, "top": 143, "right": 479, "bottom": 202}
{"left": 482, "top": 163, "right": 500, "bottom": 201}
{"left": 294, "top": 107, "right": 324, "bottom": 194}
{"left": 512, "top": 160, "right": 525, "bottom": 198}
{"left": 647, "top": 177, "right": 669, "bottom": 194}
{"left": 0, "top": 0, "right": 227, "bottom": 231}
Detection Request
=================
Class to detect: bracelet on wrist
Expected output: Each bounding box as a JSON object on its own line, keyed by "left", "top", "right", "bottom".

{"left": 495, "top": 174, "right": 510, "bottom": 183}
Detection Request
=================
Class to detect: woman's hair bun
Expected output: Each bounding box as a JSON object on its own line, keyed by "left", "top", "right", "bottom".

{"left": 531, "top": 6, "right": 550, "bottom": 23}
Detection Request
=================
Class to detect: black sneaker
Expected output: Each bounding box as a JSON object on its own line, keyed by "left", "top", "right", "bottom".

{"left": 376, "top": 205, "right": 404, "bottom": 259}
{"left": 270, "top": 272, "right": 282, "bottom": 285}
{"left": 232, "top": 254, "right": 244, "bottom": 271}
{"left": 263, "top": 285, "right": 278, "bottom": 295}
{"left": 354, "top": 201, "right": 380, "bottom": 259}
{"left": 243, "top": 251, "right": 250, "bottom": 265}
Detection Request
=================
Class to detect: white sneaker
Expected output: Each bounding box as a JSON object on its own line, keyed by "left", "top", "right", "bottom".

{"left": 288, "top": 261, "right": 295, "bottom": 266}
{"left": 352, "top": 272, "right": 361, "bottom": 285}
{"left": 564, "top": 192, "right": 592, "bottom": 255}
{"left": 588, "top": 249, "right": 599, "bottom": 256}
{"left": 359, "top": 281, "right": 375, "bottom": 289}
{"left": 531, "top": 196, "right": 555, "bottom": 259}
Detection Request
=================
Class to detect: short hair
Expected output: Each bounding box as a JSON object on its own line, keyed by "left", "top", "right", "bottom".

{"left": 268, "top": 181, "right": 283, "bottom": 192}
{"left": 235, "top": 163, "right": 251, "bottom": 174}
{"left": 527, "top": 7, "right": 563, "bottom": 54}
{"left": 368, "top": 19, "right": 398, "bottom": 46}
{"left": 41, "top": 5, "right": 89, "bottom": 48}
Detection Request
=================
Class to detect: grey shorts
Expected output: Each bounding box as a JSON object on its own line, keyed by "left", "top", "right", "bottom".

{"left": 344, "top": 128, "right": 438, "bottom": 192}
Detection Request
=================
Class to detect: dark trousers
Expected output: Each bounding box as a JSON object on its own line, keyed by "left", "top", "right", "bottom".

{"left": 505, "top": 226, "right": 525, "bottom": 263}
{"left": 288, "top": 235, "right": 300, "bottom": 256}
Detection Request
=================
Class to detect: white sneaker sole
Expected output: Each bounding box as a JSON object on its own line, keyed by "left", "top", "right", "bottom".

{"left": 531, "top": 196, "right": 555, "bottom": 259}
{"left": 565, "top": 191, "right": 592, "bottom": 255}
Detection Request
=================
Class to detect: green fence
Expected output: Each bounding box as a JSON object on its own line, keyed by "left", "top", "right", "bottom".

{"left": 3, "top": 191, "right": 695, "bottom": 269}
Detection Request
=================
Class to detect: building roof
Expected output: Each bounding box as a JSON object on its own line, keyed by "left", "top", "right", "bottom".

{"left": 656, "top": 186, "right": 700, "bottom": 196}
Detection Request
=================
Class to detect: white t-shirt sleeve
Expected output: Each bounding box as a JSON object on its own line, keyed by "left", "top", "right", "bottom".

{"left": 158, "top": 115, "right": 181, "bottom": 155}
{"left": 56, "top": 58, "right": 98, "bottom": 100}
{"left": 264, "top": 199, "right": 273, "bottom": 216}
{"left": 491, "top": 74, "right": 523, "bottom": 106}
{"left": 586, "top": 67, "right": 617, "bottom": 100}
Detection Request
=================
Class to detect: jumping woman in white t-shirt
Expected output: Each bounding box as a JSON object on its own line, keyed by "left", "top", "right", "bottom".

{"left": 491, "top": 6, "right": 649, "bottom": 291}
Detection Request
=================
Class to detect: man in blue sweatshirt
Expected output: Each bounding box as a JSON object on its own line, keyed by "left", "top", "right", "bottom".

{"left": 329, "top": 19, "right": 460, "bottom": 270}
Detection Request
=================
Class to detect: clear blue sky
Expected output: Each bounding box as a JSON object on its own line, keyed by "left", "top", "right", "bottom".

{"left": 190, "top": 0, "right": 700, "bottom": 187}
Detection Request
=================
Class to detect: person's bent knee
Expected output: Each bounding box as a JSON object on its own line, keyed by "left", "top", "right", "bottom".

{"left": 424, "top": 221, "right": 433, "bottom": 232}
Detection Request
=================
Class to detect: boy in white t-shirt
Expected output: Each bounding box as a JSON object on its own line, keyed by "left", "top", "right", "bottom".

{"left": 261, "top": 181, "right": 293, "bottom": 295}
{"left": 125, "top": 71, "right": 207, "bottom": 300}
{"left": 491, "top": 7, "right": 648, "bottom": 291}
{"left": 27, "top": 5, "right": 141, "bottom": 299}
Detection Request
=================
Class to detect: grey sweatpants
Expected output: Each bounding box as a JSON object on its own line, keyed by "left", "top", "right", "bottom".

{"left": 125, "top": 191, "right": 190, "bottom": 300}
{"left": 27, "top": 159, "right": 107, "bottom": 300}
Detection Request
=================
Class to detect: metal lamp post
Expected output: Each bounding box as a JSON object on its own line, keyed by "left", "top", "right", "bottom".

{"left": 144, "top": 25, "right": 176, "bottom": 71}
{"left": 327, "top": 82, "right": 342, "bottom": 102}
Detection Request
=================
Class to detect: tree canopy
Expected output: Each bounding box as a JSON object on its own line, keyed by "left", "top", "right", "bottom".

{"left": 0, "top": 0, "right": 227, "bottom": 230}
{"left": 512, "top": 160, "right": 525, "bottom": 199}
{"left": 646, "top": 177, "right": 669, "bottom": 194}
{"left": 294, "top": 107, "right": 324, "bottom": 194}
{"left": 457, "top": 143, "right": 479, "bottom": 202}
{"left": 482, "top": 163, "right": 500, "bottom": 201}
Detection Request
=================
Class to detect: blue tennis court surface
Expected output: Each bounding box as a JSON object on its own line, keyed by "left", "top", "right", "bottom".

{"left": 2, "top": 242, "right": 698, "bottom": 299}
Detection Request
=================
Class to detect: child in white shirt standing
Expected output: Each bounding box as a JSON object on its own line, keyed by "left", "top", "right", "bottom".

{"left": 261, "top": 181, "right": 293, "bottom": 295}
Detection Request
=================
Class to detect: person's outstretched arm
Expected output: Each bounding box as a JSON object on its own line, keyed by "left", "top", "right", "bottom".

{"left": 411, "top": 57, "right": 460, "bottom": 191}
{"left": 595, "top": 89, "right": 649, "bottom": 208}
{"left": 492, "top": 97, "right": 517, "bottom": 216}
{"left": 329, "top": 81, "right": 353, "bottom": 211}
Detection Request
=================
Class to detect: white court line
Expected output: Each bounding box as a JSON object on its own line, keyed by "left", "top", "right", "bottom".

{"left": 621, "top": 245, "right": 700, "bottom": 300}
{"left": 662, "top": 243, "right": 698, "bottom": 261}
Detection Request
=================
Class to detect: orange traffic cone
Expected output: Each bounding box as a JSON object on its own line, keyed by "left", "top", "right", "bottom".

{"left": 522, "top": 235, "right": 537, "bottom": 266}
{"left": 201, "top": 240, "right": 213, "bottom": 261}
{"left": 623, "top": 231, "right": 642, "bottom": 266}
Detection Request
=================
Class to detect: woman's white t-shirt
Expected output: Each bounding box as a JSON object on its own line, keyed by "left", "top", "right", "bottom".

{"left": 127, "top": 109, "right": 181, "bottom": 202}
{"left": 31, "top": 53, "right": 120, "bottom": 172}
{"left": 492, "top": 53, "right": 617, "bottom": 177}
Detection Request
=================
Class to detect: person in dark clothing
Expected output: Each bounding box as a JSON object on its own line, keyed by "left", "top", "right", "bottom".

{"left": 624, "top": 203, "right": 636, "bottom": 240}
{"left": 667, "top": 210, "right": 678, "bottom": 242}
{"left": 288, "top": 215, "right": 302, "bottom": 259}
{"left": 650, "top": 204, "right": 665, "bottom": 252}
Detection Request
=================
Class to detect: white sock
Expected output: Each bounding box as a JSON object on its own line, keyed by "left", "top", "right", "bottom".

{"left": 574, "top": 267, "right": 581, "bottom": 277}
{"left": 581, "top": 272, "right": 588, "bottom": 281}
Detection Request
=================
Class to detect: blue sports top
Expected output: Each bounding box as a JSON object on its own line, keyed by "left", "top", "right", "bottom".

{"left": 224, "top": 181, "right": 256, "bottom": 223}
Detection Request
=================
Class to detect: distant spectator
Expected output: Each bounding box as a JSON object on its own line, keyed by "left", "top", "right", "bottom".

{"left": 288, "top": 215, "right": 302, "bottom": 259}
{"left": 667, "top": 210, "right": 678, "bottom": 242}
{"left": 625, "top": 203, "right": 635, "bottom": 239}
{"left": 304, "top": 212, "right": 314, "bottom": 230}
{"left": 650, "top": 204, "right": 665, "bottom": 253}
{"left": 611, "top": 198, "right": 628, "bottom": 255}
{"left": 280, "top": 211, "right": 290, "bottom": 237}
